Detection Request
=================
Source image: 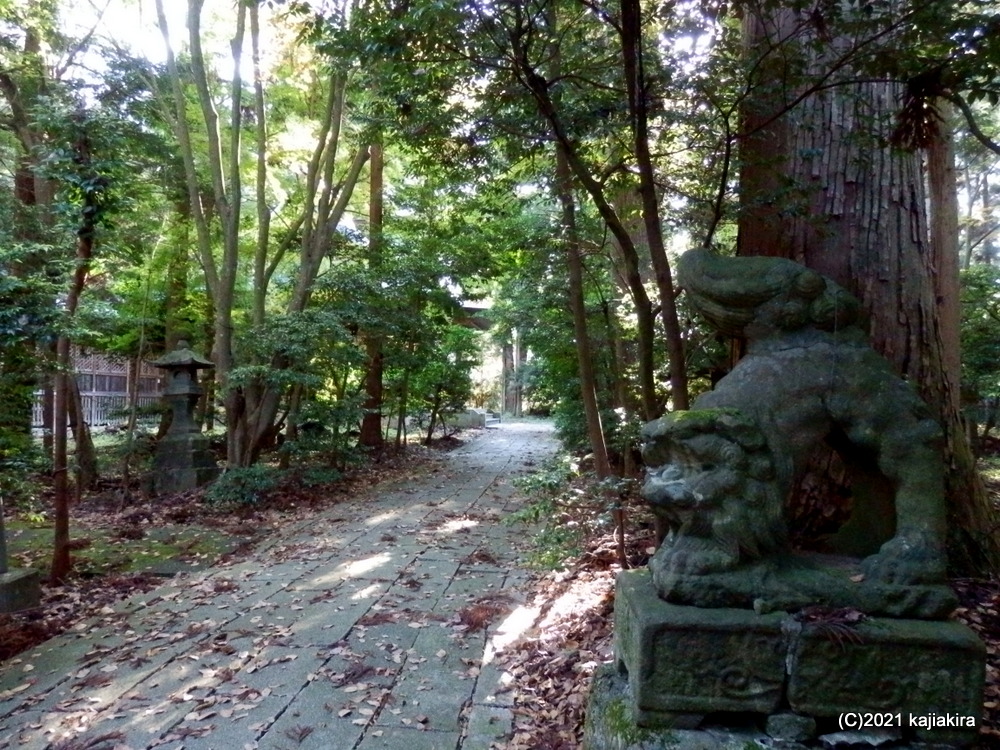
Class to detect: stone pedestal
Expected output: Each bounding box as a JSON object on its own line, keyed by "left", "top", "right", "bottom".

{"left": 0, "top": 568, "right": 41, "bottom": 613}
{"left": 152, "top": 433, "right": 219, "bottom": 495}
{"left": 597, "top": 570, "right": 985, "bottom": 748}
{"left": 788, "top": 615, "right": 985, "bottom": 745}
{"left": 614, "top": 571, "right": 786, "bottom": 725}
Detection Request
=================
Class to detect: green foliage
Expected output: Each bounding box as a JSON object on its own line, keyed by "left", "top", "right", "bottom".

{"left": 550, "top": 399, "right": 642, "bottom": 463}
{"left": 512, "top": 454, "right": 579, "bottom": 497}
{"left": 295, "top": 466, "right": 343, "bottom": 487}
{"left": 0, "top": 443, "right": 48, "bottom": 510}
{"left": 960, "top": 265, "right": 1000, "bottom": 400}
{"left": 508, "top": 455, "right": 586, "bottom": 568}
{"left": 960, "top": 265, "right": 1000, "bottom": 445}
{"left": 285, "top": 395, "right": 366, "bottom": 469}
{"left": 204, "top": 465, "right": 283, "bottom": 507}
{"left": 520, "top": 521, "right": 584, "bottom": 570}
{"left": 1, "top": 0, "right": 992, "bottom": 498}
{"left": 411, "top": 325, "right": 481, "bottom": 418}
{"left": 507, "top": 452, "right": 636, "bottom": 569}
{"left": 33, "top": 98, "right": 146, "bottom": 238}
{"left": 103, "top": 431, "right": 157, "bottom": 478}
{"left": 0, "top": 243, "right": 61, "bottom": 473}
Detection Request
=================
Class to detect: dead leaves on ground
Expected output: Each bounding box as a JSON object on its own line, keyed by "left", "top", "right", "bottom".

{"left": 0, "top": 573, "right": 162, "bottom": 661}
{"left": 498, "top": 526, "right": 1000, "bottom": 749}
{"left": 491, "top": 531, "right": 620, "bottom": 750}
{"left": 455, "top": 593, "right": 513, "bottom": 633}
{"left": 953, "top": 577, "right": 1000, "bottom": 744}
{"left": 0, "top": 446, "right": 448, "bottom": 665}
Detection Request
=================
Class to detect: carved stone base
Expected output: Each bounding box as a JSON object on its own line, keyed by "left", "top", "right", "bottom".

{"left": 0, "top": 568, "right": 41, "bottom": 613}
{"left": 788, "top": 615, "right": 986, "bottom": 746}
{"left": 611, "top": 570, "right": 984, "bottom": 747}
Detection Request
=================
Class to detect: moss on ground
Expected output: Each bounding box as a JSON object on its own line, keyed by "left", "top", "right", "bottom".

{"left": 4, "top": 519, "right": 243, "bottom": 577}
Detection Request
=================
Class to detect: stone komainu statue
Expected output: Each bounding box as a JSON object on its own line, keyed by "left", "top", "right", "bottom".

{"left": 641, "top": 249, "right": 952, "bottom": 617}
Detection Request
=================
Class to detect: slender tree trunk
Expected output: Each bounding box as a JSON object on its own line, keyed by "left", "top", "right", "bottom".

{"left": 360, "top": 141, "right": 385, "bottom": 449}
{"left": 515, "top": 337, "right": 526, "bottom": 416}
{"left": 620, "top": 0, "right": 688, "bottom": 410}
{"left": 51, "top": 339, "right": 71, "bottom": 581}
{"left": 425, "top": 392, "right": 442, "bottom": 445}
{"left": 507, "top": 18, "right": 659, "bottom": 419}
{"left": 51, "top": 179, "right": 97, "bottom": 582}
{"left": 42, "top": 379, "right": 54, "bottom": 453}
{"left": 556, "top": 145, "right": 611, "bottom": 479}
{"left": 51, "top": 115, "right": 104, "bottom": 581}
{"left": 157, "top": 0, "right": 245, "bottom": 465}
{"left": 395, "top": 341, "right": 416, "bottom": 449}
{"left": 547, "top": 1, "right": 625, "bottom": 566}
{"left": 926, "top": 105, "right": 998, "bottom": 574}
{"left": 395, "top": 372, "right": 410, "bottom": 449}
{"left": 67, "top": 375, "right": 97, "bottom": 492}
{"left": 238, "top": 75, "right": 368, "bottom": 464}
{"left": 502, "top": 343, "right": 516, "bottom": 415}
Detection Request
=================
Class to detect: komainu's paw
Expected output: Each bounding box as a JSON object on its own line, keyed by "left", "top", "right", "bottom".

{"left": 862, "top": 533, "right": 945, "bottom": 585}
{"left": 662, "top": 538, "right": 740, "bottom": 575}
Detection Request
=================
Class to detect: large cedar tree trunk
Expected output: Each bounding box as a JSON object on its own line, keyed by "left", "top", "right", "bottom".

{"left": 738, "top": 9, "right": 1000, "bottom": 574}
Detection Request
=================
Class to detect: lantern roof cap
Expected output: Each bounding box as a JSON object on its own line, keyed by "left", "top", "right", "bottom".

{"left": 150, "top": 340, "right": 214, "bottom": 369}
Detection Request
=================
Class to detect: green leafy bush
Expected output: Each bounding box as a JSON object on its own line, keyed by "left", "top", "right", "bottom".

{"left": 297, "top": 466, "right": 343, "bottom": 487}
{"left": 284, "top": 395, "right": 366, "bottom": 469}
{"left": 204, "top": 465, "right": 282, "bottom": 507}
{"left": 0, "top": 447, "right": 48, "bottom": 511}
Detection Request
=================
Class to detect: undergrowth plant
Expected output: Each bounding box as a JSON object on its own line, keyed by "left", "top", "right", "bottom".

{"left": 204, "top": 465, "right": 282, "bottom": 507}
{"left": 0, "top": 445, "right": 49, "bottom": 514}
{"left": 508, "top": 454, "right": 598, "bottom": 569}
{"left": 509, "top": 453, "right": 648, "bottom": 569}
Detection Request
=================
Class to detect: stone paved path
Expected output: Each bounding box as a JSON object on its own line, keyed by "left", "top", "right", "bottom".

{"left": 0, "top": 420, "right": 559, "bottom": 750}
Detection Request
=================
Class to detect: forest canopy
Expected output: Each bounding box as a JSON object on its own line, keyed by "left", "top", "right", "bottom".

{"left": 2, "top": 0, "right": 1000, "bottom": 577}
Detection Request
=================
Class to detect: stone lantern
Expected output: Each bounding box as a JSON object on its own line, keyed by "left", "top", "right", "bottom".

{"left": 150, "top": 341, "right": 219, "bottom": 494}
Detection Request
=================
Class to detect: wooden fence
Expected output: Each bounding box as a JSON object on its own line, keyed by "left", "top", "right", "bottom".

{"left": 32, "top": 393, "right": 162, "bottom": 428}
{"left": 31, "top": 348, "right": 164, "bottom": 428}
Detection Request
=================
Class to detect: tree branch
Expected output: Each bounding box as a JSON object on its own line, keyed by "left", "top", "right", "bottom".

{"left": 946, "top": 92, "right": 1000, "bottom": 157}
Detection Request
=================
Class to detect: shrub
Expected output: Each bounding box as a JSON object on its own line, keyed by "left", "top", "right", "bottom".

{"left": 204, "top": 465, "right": 282, "bottom": 506}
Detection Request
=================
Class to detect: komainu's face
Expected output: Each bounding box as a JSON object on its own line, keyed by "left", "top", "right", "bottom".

{"left": 642, "top": 439, "right": 743, "bottom": 521}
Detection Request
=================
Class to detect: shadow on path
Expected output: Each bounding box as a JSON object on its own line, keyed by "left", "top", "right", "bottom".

{"left": 0, "top": 420, "right": 559, "bottom": 750}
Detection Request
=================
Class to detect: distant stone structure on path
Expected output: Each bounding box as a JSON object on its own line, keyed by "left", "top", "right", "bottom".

{"left": 586, "top": 250, "right": 985, "bottom": 749}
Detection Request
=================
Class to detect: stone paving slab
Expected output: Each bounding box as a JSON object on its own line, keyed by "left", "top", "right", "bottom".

{"left": 0, "top": 421, "right": 557, "bottom": 750}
